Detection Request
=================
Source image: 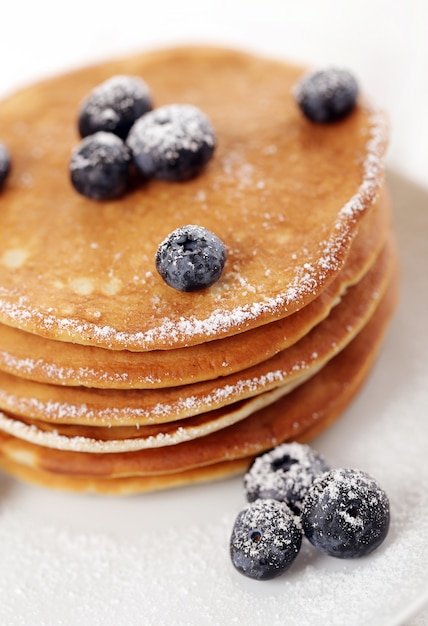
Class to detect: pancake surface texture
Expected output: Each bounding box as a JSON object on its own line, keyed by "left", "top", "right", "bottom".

{"left": 0, "top": 46, "right": 397, "bottom": 494}
{"left": 0, "top": 46, "right": 387, "bottom": 349}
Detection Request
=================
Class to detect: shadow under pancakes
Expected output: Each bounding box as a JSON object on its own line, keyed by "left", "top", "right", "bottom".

{"left": 0, "top": 466, "right": 17, "bottom": 500}
{"left": 377, "top": 169, "right": 428, "bottom": 395}
{"left": 356, "top": 169, "right": 428, "bottom": 541}
{"left": 386, "top": 168, "right": 428, "bottom": 254}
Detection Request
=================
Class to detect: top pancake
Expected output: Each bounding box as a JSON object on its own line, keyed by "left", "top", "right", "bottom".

{"left": 0, "top": 46, "right": 388, "bottom": 350}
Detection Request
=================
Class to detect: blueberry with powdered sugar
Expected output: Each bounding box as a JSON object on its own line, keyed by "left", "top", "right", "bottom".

{"left": 294, "top": 68, "right": 359, "bottom": 123}
{"left": 155, "top": 224, "right": 226, "bottom": 292}
{"left": 301, "top": 468, "right": 390, "bottom": 558}
{"left": 230, "top": 499, "right": 302, "bottom": 580}
{"left": 0, "top": 142, "right": 11, "bottom": 187}
{"left": 127, "top": 104, "right": 216, "bottom": 181}
{"left": 244, "top": 442, "right": 329, "bottom": 513}
{"left": 78, "top": 75, "right": 153, "bottom": 140}
{"left": 70, "top": 131, "right": 131, "bottom": 200}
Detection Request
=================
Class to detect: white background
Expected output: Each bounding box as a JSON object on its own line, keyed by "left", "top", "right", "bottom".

{"left": 0, "top": 2, "right": 427, "bottom": 625}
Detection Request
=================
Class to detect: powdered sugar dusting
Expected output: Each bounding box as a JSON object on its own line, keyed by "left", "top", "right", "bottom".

{"left": 0, "top": 454, "right": 426, "bottom": 626}
{"left": 0, "top": 351, "right": 143, "bottom": 385}
{"left": 0, "top": 382, "right": 295, "bottom": 453}
{"left": 0, "top": 363, "right": 318, "bottom": 425}
{"left": 0, "top": 410, "right": 191, "bottom": 452}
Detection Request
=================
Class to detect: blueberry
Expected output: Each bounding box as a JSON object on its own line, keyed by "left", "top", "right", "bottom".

{"left": 155, "top": 224, "right": 226, "bottom": 292}
{"left": 230, "top": 499, "right": 302, "bottom": 580}
{"left": 244, "top": 442, "right": 329, "bottom": 514}
{"left": 70, "top": 131, "right": 131, "bottom": 200}
{"left": 294, "top": 68, "right": 359, "bottom": 123}
{"left": 0, "top": 142, "right": 11, "bottom": 187}
{"left": 301, "top": 468, "right": 390, "bottom": 558}
{"left": 127, "top": 104, "right": 216, "bottom": 181}
{"left": 78, "top": 75, "right": 153, "bottom": 140}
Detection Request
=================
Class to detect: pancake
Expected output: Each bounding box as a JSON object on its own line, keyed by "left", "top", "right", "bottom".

{"left": 0, "top": 46, "right": 388, "bottom": 350}
{"left": 0, "top": 235, "right": 395, "bottom": 427}
{"left": 0, "top": 453, "right": 249, "bottom": 495}
{"left": 0, "top": 268, "right": 398, "bottom": 488}
{"left": 0, "top": 45, "right": 397, "bottom": 495}
{"left": 0, "top": 190, "right": 390, "bottom": 389}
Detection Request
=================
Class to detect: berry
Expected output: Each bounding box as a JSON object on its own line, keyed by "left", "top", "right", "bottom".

{"left": 70, "top": 131, "right": 131, "bottom": 200}
{"left": 78, "top": 75, "right": 153, "bottom": 140}
{"left": 301, "top": 468, "right": 390, "bottom": 558}
{"left": 244, "top": 442, "right": 329, "bottom": 513}
{"left": 230, "top": 499, "right": 302, "bottom": 580}
{"left": 0, "top": 143, "right": 11, "bottom": 187}
{"left": 294, "top": 68, "right": 358, "bottom": 123}
{"left": 155, "top": 224, "right": 226, "bottom": 292}
{"left": 127, "top": 104, "right": 216, "bottom": 181}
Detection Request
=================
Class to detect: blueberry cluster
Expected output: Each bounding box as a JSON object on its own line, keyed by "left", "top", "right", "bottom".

{"left": 0, "top": 142, "right": 11, "bottom": 188}
{"left": 294, "top": 67, "right": 359, "bottom": 123}
{"left": 230, "top": 442, "right": 390, "bottom": 580}
{"left": 70, "top": 75, "right": 216, "bottom": 200}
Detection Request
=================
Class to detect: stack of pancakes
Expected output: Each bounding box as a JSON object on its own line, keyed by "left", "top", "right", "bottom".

{"left": 0, "top": 47, "right": 397, "bottom": 494}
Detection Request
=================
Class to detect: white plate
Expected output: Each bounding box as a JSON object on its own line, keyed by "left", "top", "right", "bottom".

{"left": 0, "top": 169, "right": 427, "bottom": 626}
